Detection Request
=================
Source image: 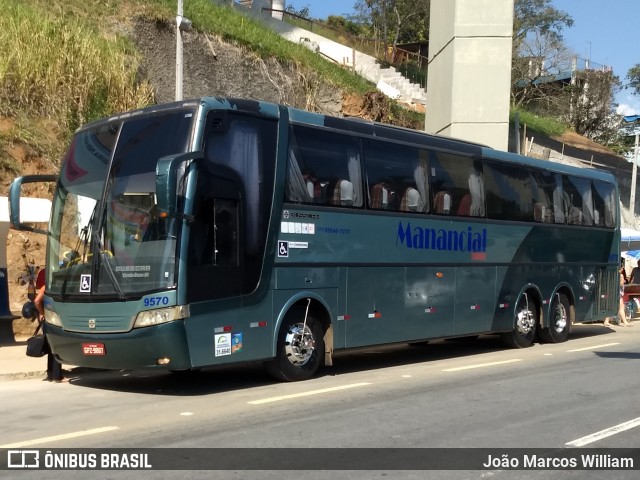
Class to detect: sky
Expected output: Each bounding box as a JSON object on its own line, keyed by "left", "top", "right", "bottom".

{"left": 283, "top": 0, "right": 640, "bottom": 115}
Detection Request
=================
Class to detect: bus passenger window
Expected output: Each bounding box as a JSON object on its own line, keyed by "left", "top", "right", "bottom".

{"left": 593, "top": 180, "right": 615, "bottom": 228}
{"left": 286, "top": 126, "right": 363, "bottom": 207}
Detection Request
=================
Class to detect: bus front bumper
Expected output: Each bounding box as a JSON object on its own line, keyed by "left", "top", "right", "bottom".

{"left": 45, "top": 321, "right": 192, "bottom": 371}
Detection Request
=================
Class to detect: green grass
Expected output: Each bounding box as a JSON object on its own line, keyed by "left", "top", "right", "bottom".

{"left": 182, "top": 0, "right": 374, "bottom": 93}
{"left": 511, "top": 108, "right": 568, "bottom": 137}
{"left": 0, "top": 0, "right": 155, "bottom": 134}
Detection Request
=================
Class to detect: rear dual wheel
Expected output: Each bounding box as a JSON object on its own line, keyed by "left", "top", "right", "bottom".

{"left": 540, "top": 293, "right": 571, "bottom": 343}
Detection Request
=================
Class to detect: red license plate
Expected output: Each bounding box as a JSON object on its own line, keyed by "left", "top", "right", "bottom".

{"left": 82, "top": 343, "right": 106, "bottom": 356}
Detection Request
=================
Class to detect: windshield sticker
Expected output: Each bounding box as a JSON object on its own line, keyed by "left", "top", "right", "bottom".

{"left": 278, "top": 241, "right": 289, "bottom": 257}
{"left": 232, "top": 333, "right": 243, "bottom": 353}
{"left": 289, "top": 242, "right": 308, "bottom": 249}
{"left": 215, "top": 333, "right": 232, "bottom": 357}
{"left": 80, "top": 274, "right": 91, "bottom": 293}
{"left": 115, "top": 265, "right": 151, "bottom": 279}
{"left": 281, "top": 221, "right": 315, "bottom": 234}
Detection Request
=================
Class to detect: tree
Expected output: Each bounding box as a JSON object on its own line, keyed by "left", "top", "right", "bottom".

{"left": 511, "top": 0, "right": 574, "bottom": 108}
{"left": 285, "top": 3, "right": 310, "bottom": 19}
{"left": 354, "top": 0, "right": 429, "bottom": 62}
{"left": 570, "top": 69, "right": 622, "bottom": 144}
{"left": 513, "top": 0, "right": 573, "bottom": 52}
{"left": 627, "top": 64, "right": 640, "bottom": 97}
{"left": 510, "top": 31, "right": 575, "bottom": 111}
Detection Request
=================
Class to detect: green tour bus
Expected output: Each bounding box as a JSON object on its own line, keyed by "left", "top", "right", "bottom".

{"left": 9, "top": 97, "right": 620, "bottom": 381}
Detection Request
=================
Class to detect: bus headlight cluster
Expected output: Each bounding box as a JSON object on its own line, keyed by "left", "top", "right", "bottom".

{"left": 44, "top": 309, "right": 62, "bottom": 327}
{"left": 133, "top": 306, "right": 189, "bottom": 328}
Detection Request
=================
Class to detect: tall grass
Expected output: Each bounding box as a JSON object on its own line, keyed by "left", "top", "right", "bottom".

{"left": 511, "top": 108, "right": 568, "bottom": 137}
{"left": 0, "top": 0, "right": 154, "bottom": 132}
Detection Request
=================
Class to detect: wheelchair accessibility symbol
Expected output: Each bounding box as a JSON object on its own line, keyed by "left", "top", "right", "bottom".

{"left": 80, "top": 274, "right": 92, "bottom": 292}
{"left": 278, "top": 241, "right": 288, "bottom": 258}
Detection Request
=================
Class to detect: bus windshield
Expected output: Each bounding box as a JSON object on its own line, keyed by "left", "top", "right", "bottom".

{"left": 47, "top": 109, "right": 196, "bottom": 299}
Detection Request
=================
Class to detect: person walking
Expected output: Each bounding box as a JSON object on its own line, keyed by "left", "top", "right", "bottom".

{"left": 34, "top": 268, "right": 65, "bottom": 382}
{"left": 605, "top": 261, "right": 633, "bottom": 327}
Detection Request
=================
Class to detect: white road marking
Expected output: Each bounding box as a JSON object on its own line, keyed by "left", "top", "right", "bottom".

{"left": 0, "top": 426, "right": 120, "bottom": 448}
{"left": 567, "top": 342, "right": 620, "bottom": 352}
{"left": 248, "top": 382, "right": 371, "bottom": 405}
{"left": 442, "top": 359, "right": 522, "bottom": 372}
{"left": 565, "top": 417, "right": 640, "bottom": 447}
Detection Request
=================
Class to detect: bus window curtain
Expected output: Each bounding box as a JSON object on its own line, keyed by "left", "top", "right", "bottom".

{"left": 413, "top": 151, "right": 429, "bottom": 212}
{"left": 469, "top": 166, "right": 485, "bottom": 217}
{"left": 347, "top": 149, "right": 362, "bottom": 207}
{"left": 582, "top": 186, "right": 594, "bottom": 225}
{"left": 552, "top": 177, "right": 565, "bottom": 224}
{"left": 287, "top": 148, "right": 312, "bottom": 203}
{"left": 206, "top": 122, "right": 261, "bottom": 253}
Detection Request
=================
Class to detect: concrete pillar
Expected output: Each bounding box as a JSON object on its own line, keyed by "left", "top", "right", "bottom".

{"left": 425, "top": 0, "right": 514, "bottom": 151}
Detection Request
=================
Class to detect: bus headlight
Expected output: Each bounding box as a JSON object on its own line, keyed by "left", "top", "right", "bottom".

{"left": 44, "top": 309, "right": 62, "bottom": 327}
{"left": 133, "top": 305, "right": 189, "bottom": 328}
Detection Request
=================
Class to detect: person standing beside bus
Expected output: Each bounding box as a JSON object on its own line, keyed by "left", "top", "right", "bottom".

{"left": 34, "top": 269, "right": 64, "bottom": 382}
{"left": 605, "top": 262, "right": 633, "bottom": 327}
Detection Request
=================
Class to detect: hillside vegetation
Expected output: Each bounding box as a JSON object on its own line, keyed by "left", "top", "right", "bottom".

{"left": 0, "top": 0, "right": 388, "bottom": 176}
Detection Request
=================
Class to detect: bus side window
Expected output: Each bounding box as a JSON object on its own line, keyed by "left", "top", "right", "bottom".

{"left": 286, "top": 126, "right": 363, "bottom": 208}
{"left": 593, "top": 180, "right": 616, "bottom": 228}
{"left": 429, "top": 151, "right": 481, "bottom": 218}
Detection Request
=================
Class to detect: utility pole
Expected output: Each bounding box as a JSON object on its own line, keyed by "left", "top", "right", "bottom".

{"left": 176, "top": 0, "right": 183, "bottom": 101}
{"left": 632, "top": 132, "right": 640, "bottom": 220}
{"left": 175, "top": 1, "right": 192, "bottom": 101}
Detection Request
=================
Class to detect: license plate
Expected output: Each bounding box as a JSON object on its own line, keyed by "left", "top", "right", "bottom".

{"left": 82, "top": 343, "right": 105, "bottom": 356}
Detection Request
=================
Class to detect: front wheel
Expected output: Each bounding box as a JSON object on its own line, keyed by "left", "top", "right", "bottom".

{"left": 265, "top": 306, "right": 325, "bottom": 382}
{"left": 501, "top": 294, "right": 537, "bottom": 348}
{"left": 540, "top": 293, "right": 571, "bottom": 343}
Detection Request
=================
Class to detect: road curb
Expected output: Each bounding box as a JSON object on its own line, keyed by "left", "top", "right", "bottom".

{"left": 0, "top": 370, "right": 46, "bottom": 382}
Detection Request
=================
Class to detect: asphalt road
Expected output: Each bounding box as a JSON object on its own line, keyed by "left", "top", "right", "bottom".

{"left": 1, "top": 323, "right": 639, "bottom": 479}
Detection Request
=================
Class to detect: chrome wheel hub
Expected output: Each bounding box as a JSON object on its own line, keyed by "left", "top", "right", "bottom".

{"left": 553, "top": 304, "right": 567, "bottom": 332}
{"left": 516, "top": 308, "right": 535, "bottom": 335}
{"left": 284, "top": 323, "right": 316, "bottom": 366}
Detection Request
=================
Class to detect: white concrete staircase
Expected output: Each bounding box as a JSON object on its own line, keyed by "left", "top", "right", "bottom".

{"left": 227, "top": 1, "right": 427, "bottom": 105}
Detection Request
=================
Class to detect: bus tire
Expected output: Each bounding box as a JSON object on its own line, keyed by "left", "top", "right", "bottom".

{"left": 265, "top": 306, "right": 324, "bottom": 382}
{"left": 502, "top": 295, "right": 537, "bottom": 348}
{"left": 540, "top": 293, "right": 571, "bottom": 343}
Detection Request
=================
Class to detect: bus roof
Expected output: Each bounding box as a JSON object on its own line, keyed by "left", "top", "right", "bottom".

{"left": 76, "top": 96, "right": 616, "bottom": 185}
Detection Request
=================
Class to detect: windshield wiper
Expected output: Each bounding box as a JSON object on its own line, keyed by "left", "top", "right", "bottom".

{"left": 101, "top": 251, "right": 126, "bottom": 301}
